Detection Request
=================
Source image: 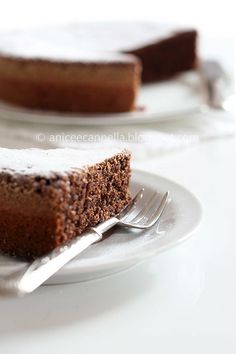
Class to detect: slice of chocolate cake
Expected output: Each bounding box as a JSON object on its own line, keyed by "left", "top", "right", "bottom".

{"left": 0, "top": 148, "right": 131, "bottom": 259}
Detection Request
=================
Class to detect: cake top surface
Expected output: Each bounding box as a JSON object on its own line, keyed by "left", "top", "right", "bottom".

{"left": 0, "top": 147, "right": 127, "bottom": 176}
{"left": 0, "top": 39, "right": 136, "bottom": 64}
{"left": 0, "top": 22, "right": 195, "bottom": 61}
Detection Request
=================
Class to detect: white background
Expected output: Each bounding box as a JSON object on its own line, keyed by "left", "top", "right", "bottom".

{"left": 0, "top": 0, "right": 234, "bottom": 37}
{"left": 0, "top": 2, "right": 235, "bottom": 353}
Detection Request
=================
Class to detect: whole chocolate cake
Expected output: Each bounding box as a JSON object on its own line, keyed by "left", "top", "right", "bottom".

{"left": 0, "top": 148, "right": 131, "bottom": 259}
{"left": 0, "top": 23, "right": 197, "bottom": 113}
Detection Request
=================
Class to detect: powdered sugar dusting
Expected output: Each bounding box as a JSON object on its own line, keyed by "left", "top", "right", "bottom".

{"left": 0, "top": 23, "right": 190, "bottom": 61}
{"left": 0, "top": 147, "right": 124, "bottom": 176}
{"left": 0, "top": 29, "right": 136, "bottom": 63}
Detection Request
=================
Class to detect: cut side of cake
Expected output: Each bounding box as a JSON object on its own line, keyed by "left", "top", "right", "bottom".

{"left": 0, "top": 148, "right": 131, "bottom": 259}
{"left": 126, "top": 27, "right": 197, "bottom": 82}
{"left": 63, "top": 22, "right": 197, "bottom": 82}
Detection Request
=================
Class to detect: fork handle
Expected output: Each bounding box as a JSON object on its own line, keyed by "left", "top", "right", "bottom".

{"left": 0, "top": 217, "right": 120, "bottom": 296}
{"left": 0, "top": 230, "right": 102, "bottom": 296}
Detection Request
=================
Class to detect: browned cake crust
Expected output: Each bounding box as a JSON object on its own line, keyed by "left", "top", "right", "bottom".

{"left": 0, "top": 55, "right": 141, "bottom": 113}
{"left": 0, "top": 151, "right": 131, "bottom": 259}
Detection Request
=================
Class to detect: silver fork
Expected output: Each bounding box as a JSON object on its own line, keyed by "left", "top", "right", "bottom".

{"left": 0, "top": 189, "right": 169, "bottom": 296}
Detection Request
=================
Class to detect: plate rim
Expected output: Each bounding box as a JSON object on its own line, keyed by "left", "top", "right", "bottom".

{"left": 0, "top": 72, "right": 204, "bottom": 126}
{"left": 59, "top": 169, "right": 203, "bottom": 274}
{"left": 0, "top": 101, "right": 202, "bottom": 126}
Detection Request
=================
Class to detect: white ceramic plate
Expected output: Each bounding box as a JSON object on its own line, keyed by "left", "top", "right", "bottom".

{"left": 0, "top": 169, "right": 202, "bottom": 284}
{"left": 0, "top": 71, "right": 205, "bottom": 126}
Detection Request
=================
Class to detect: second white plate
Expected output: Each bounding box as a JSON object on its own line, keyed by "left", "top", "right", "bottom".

{"left": 0, "top": 71, "right": 205, "bottom": 126}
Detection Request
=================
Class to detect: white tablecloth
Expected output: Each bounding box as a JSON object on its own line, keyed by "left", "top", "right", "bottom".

{"left": 0, "top": 108, "right": 234, "bottom": 160}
